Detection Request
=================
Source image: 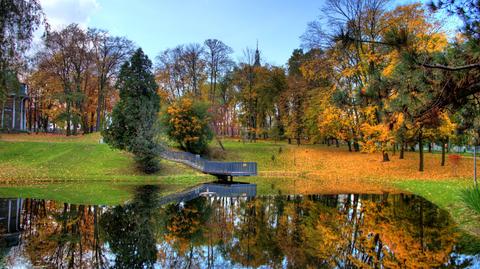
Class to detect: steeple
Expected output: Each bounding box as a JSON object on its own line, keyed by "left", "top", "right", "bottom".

{"left": 254, "top": 40, "right": 260, "bottom": 67}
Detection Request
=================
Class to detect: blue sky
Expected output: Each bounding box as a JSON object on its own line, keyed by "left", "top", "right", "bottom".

{"left": 39, "top": 0, "right": 460, "bottom": 66}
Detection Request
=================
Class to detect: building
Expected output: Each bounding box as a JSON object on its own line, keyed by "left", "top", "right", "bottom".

{"left": 254, "top": 41, "right": 261, "bottom": 67}
{"left": 0, "top": 84, "right": 28, "bottom": 131}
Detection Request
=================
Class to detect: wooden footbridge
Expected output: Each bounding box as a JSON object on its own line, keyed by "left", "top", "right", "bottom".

{"left": 160, "top": 149, "right": 257, "bottom": 180}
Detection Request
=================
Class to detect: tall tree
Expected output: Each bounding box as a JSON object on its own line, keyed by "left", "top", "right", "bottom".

{"left": 103, "top": 48, "right": 160, "bottom": 173}
{"left": 204, "top": 39, "right": 233, "bottom": 102}
{"left": 0, "top": 0, "right": 42, "bottom": 100}
{"left": 37, "top": 24, "right": 91, "bottom": 136}
{"left": 88, "top": 29, "right": 134, "bottom": 131}
{"left": 182, "top": 43, "right": 206, "bottom": 97}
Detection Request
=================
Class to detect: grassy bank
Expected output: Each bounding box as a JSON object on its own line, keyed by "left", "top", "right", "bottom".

{"left": 0, "top": 133, "right": 209, "bottom": 181}
{"left": 0, "top": 133, "right": 211, "bottom": 204}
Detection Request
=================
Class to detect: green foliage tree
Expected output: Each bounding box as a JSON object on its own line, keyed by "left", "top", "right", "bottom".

{"left": 161, "top": 97, "right": 213, "bottom": 154}
{"left": 103, "top": 48, "right": 160, "bottom": 173}
{"left": 0, "top": 0, "right": 42, "bottom": 100}
{"left": 100, "top": 185, "right": 160, "bottom": 269}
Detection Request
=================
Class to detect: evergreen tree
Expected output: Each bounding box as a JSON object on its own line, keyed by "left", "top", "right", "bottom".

{"left": 103, "top": 48, "right": 160, "bottom": 173}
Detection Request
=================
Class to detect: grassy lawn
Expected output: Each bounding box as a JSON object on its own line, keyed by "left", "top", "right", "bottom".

{"left": 0, "top": 133, "right": 209, "bottom": 181}
{"left": 0, "top": 133, "right": 212, "bottom": 204}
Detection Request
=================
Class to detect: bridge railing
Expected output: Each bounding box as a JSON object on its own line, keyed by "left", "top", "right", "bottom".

{"left": 204, "top": 162, "right": 257, "bottom": 176}
{"left": 159, "top": 149, "right": 257, "bottom": 176}
{"left": 159, "top": 150, "right": 206, "bottom": 170}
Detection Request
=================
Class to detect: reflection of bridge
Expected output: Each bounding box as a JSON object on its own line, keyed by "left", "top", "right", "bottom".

{"left": 160, "top": 150, "right": 257, "bottom": 180}
{"left": 158, "top": 183, "right": 257, "bottom": 206}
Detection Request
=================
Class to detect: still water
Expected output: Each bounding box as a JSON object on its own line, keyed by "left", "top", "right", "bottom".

{"left": 0, "top": 183, "right": 479, "bottom": 268}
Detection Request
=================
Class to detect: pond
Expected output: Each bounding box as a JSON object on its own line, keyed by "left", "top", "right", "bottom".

{"left": 0, "top": 183, "right": 479, "bottom": 268}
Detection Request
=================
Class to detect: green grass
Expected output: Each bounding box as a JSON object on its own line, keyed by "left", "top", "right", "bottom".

{"left": 0, "top": 140, "right": 208, "bottom": 181}
{"left": 213, "top": 139, "right": 290, "bottom": 170}
{"left": 461, "top": 187, "right": 480, "bottom": 214}
{"left": 395, "top": 180, "right": 480, "bottom": 238}
{"left": 0, "top": 135, "right": 213, "bottom": 204}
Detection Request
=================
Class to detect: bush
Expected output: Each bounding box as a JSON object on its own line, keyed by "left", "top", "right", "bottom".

{"left": 461, "top": 187, "right": 480, "bottom": 214}
{"left": 161, "top": 98, "right": 213, "bottom": 154}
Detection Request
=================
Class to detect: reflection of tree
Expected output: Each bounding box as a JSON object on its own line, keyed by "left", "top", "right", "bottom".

{"left": 158, "top": 197, "right": 211, "bottom": 268}
{"left": 218, "top": 194, "right": 459, "bottom": 268}
{"left": 221, "top": 197, "right": 284, "bottom": 268}
{"left": 1, "top": 191, "right": 467, "bottom": 268}
{"left": 17, "top": 199, "right": 104, "bottom": 268}
{"left": 100, "top": 185, "right": 160, "bottom": 269}
{"left": 301, "top": 194, "right": 458, "bottom": 268}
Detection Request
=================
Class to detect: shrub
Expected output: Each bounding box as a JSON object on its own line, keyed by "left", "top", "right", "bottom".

{"left": 161, "top": 98, "right": 213, "bottom": 154}
{"left": 461, "top": 187, "right": 480, "bottom": 214}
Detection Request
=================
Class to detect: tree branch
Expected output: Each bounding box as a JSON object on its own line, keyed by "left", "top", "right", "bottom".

{"left": 418, "top": 62, "right": 480, "bottom": 71}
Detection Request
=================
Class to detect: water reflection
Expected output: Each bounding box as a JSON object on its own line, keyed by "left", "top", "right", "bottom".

{"left": 0, "top": 184, "right": 477, "bottom": 268}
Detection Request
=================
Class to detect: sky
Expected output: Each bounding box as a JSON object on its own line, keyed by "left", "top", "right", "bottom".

{"left": 38, "top": 0, "right": 461, "bottom": 66}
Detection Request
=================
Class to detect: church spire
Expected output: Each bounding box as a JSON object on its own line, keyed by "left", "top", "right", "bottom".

{"left": 254, "top": 40, "right": 260, "bottom": 67}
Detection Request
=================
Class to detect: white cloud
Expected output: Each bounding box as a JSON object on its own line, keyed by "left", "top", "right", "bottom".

{"left": 40, "top": 0, "right": 100, "bottom": 29}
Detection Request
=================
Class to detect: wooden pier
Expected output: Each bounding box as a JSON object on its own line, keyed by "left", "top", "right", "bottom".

{"left": 160, "top": 149, "right": 257, "bottom": 180}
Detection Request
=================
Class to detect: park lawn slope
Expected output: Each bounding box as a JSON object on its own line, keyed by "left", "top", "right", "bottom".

{"left": 0, "top": 137, "right": 209, "bottom": 183}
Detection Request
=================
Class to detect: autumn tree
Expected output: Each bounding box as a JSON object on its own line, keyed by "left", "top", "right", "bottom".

{"left": 161, "top": 97, "right": 213, "bottom": 154}
{"left": 103, "top": 48, "right": 160, "bottom": 173}
{"left": 35, "top": 24, "right": 92, "bottom": 135}
{"left": 233, "top": 48, "right": 260, "bottom": 141}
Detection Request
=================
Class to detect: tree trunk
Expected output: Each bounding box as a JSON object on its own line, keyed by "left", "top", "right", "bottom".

{"left": 288, "top": 138, "right": 291, "bottom": 144}
{"left": 419, "top": 131, "right": 424, "bottom": 172}
{"left": 382, "top": 150, "right": 390, "bottom": 162}
{"left": 354, "top": 141, "right": 360, "bottom": 152}
{"left": 428, "top": 142, "right": 432, "bottom": 153}
{"left": 95, "top": 85, "right": 103, "bottom": 132}
{"left": 347, "top": 141, "right": 352, "bottom": 152}
{"left": 441, "top": 139, "right": 446, "bottom": 166}
{"left": 335, "top": 139, "right": 339, "bottom": 147}
{"left": 400, "top": 143, "right": 405, "bottom": 159}
{"left": 66, "top": 100, "right": 71, "bottom": 136}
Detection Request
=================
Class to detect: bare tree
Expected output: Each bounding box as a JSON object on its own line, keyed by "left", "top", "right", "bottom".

{"left": 204, "top": 39, "right": 233, "bottom": 102}
{"left": 156, "top": 45, "right": 188, "bottom": 100}
{"left": 88, "top": 29, "right": 134, "bottom": 131}
{"left": 182, "top": 43, "right": 206, "bottom": 96}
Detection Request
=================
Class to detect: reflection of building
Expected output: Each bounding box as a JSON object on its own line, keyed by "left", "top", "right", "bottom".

{"left": 0, "top": 198, "right": 23, "bottom": 247}
{"left": 1, "top": 84, "right": 28, "bottom": 131}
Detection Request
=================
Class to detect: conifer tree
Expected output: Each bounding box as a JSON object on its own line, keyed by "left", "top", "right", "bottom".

{"left": 103, "top": 48, "right": 160, "bottom": 173}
